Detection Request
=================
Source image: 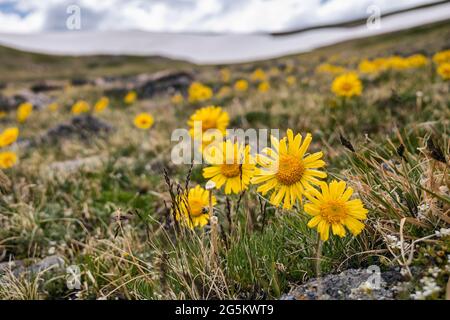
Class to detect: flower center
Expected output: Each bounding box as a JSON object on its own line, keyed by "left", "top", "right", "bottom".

{"left": 321, "top": 200, "right": 347, "bottom": 223}
{"left": 341, "top": 82, "right": 353, "bottom": 92}
{"left": 189, "top": 199, "right": 205, "bottom": 217}
{"left": 202, "top": 119, "right": 217, "bottom": 131}
{"left": 276, "top": 155, "right": 305, "bottom": 185}
{"left": 220, "top": 164, "right": 241, "bottom": 178}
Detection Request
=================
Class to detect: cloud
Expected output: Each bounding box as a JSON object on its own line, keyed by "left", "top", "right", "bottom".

{"left": 0, "top": 0, "right": 441, "bottom": 34}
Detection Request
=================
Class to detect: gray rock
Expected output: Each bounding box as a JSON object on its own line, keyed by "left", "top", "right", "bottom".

{"left": 281, "top": 268, "right": 405, "bottom": 300}
{"left": 0, "top": 255, "right": 65, "bottom": 277}
{"left": 0, "top": 91, "right": 52, "bottom": 111}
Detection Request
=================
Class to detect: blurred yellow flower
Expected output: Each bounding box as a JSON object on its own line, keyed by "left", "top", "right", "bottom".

{"left": 252, "top": 129, "right": 326, "bottom": 209}
{"left": 0, "top": 151, "right": 18, "bottom": 169}
{"left": 331, "top": 73, "right": 363, "bottom": 98}
{"left": 251, "top": 68, "right": 267, "bottom": 82}
{"left": 405, "top": 54, "right": 428, "bottom": 68}
{"left": 286, "top": 76, "right": 297, "bottom": 86}
{"left": 134, "top": 113, "right": 154, "bottom": 129}
{"left": 16, "top": 102, "right": 33, "bottom": 123}
{"left": 175, "top": 185, "right": 216, "bottom": 229}
{"left": 220, "top": 68, "right": 231, "bottom": 83}
{"left": 203, "top": 140, "right": 255, "bottom": 194}
{"left": 305, "top": 180, "right": 368, "bottom": 241}
{"left": 316, "top": 63, "right": 347, "bottom": 75}
{"left": 94, "top": 97, "right": 109, "bottom": 113}
{"left": 124, "top": 91, "right": 137, "bottom": 105}
{"left": 0, "top": 127, "right": 19, "bottom": 148}
{"left": 48, "top": 102, "right": 59, "bottom": 112}
{"left": 0, "top": 111, "right": 7, "bottom": 119}
{"left": 257, "top": 81, "right": 270, "bottom": 93}
{"left": 188, "top": 82, "right": 213, "bottom": 103}
{"left": 358, "top": 59, "right": 379, "bottom": 74}
{"left": 216, "top": 86, "right": 231, "bottom": 98}
{"left": 437, "top": 62, "right": 450, "bottom": 80}
{"left": 71, "top": 100, "right": 90, "bottom": 115}
{"left": 234, "top": 79, "right": 249, "bottom": 92}
{"left": 171, "top": 93, "right": 184, "bottom": 105}
{"left": 188, "top": 106, "right": 229, "bottom": 147}
{"left": 433, "top": 49, "right": 450, "bottom": 64}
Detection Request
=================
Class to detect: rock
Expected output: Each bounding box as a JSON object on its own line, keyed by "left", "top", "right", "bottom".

{"left": 43, "top": 156, "right": 104, "bottom": 179}
{"left": 281, "top": 268, "right": 405, "bottom": 300}
{"left": 0, "top": 255, "right": 65, "bottom": 277}
{"left": 44, "top": 114, "right": 113, "bottom": 142}
{"left": 0, "top": 91, "right": 52, "bottom": 111}
{"left": 105, "top": 70, "right": 194, "bottom": 99}
{"left": 30, "top": 81, "right": 63, "bottom": 93}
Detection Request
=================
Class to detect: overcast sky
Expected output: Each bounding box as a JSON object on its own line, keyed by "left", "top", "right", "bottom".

{"left": 0, "top": 0, "right": 441, "bottom": 34}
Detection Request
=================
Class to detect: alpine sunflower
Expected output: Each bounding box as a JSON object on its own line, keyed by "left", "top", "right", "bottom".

{"left": 175, "top": 185, "right": 216, "bottom": 229}
{"left": 203, "top": 140, "right": 255, "bottom": 194}
{"left": 437, "top": 62, "right": 450, "bottom": 80}
{"left": 0, "top": 151, "right": 18, "bottom": 169}
{"left": 252, "top": 129, "right": 326, "bottom": 209}
{"left": 16, "top": 102, "right": 33, "bottom": 123}
{"left": 94, "top": 97, "right": 109, "bottom": 113}
{"left": 124, "top": 91, "right": 137, "bottom": 105}
{"left": 304, "top": 180, "right": 368, "bottom": 241}
{"left": 134, "top": 113, "right": 154, "bottom": 129}
{"left": 0, "top": 127, "right": 19, "bottom": 148}
{"left": 187, "top": 106, "right": 229, "bottom": 147}
{"left": 71, "top": 100, "right": 90, "bottom": 115}
{"left": 331, "top": 73, "right": 363, "bottom": 98}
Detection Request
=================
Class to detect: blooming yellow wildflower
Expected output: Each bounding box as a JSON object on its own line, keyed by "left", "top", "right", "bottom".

{"left": 358, "top": 59, "right": 379, "bottom": 74}
{"left": 331, "top": 73, "right": 363, "bottom": 98}
{"left": 304, "top": 180, "right": 368, "bottom": 241}
{"left": 0, "top": 127, "right": 19, "bottom": 148}
{"left": 203, "top": 140, "right": 255, "bottom": 194}
{"left": 437, "top": 62, "right": 450, "bottom": 80}
{"left": 405, "top": 54, "right": 428, "bottom": 68}
{"left": 286, "top": 76, "right": 297, "bottom": 86}
{"left": 234, "top": 79, "right": 249, "bottom": 92}
{"left": 188, "top": 82, "right": 213, "bottom": 103}
{"left": 71, "top": 100, "right": 90, "bottom": 115}
{"left": 16, "top": 102, "right": 33, "bottom": 123}
{"left": 124, "top": 91, "right": 138, "bottom": 105}
{"left": 0, "top": 151, "right": 18, "bottom": 169}
{"left": 258, "top": 81, "right": 270, "bottom": 93}
{"left": 175, "top": 185, "right": 216, "bottom": 229}
{"left": 316, "top": 63, "right": 347, "bottom": 75}
{"left": 433, "top": 49, "right": 450, "bottom": 65}
{"left": 94, "top": 97, "right": 109, "bottom": 113}
{"left": 251, "top": 68, "right": 267, "bottom": 82}
{"left": 188, "top": 106, "right": 229, "bottom": 147}
{"left": 171, "top": 93, "right": 184, "bottom": 105}
{"left": 134, "top": 113, "right": 154, "bottom": 129}
{"left": 252, "top": 129, "right": 326, "bottom": 209}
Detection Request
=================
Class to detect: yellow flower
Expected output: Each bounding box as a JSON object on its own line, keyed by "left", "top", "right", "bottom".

{"left": 16, "top": 102, "right": 33, "bottom": 123}
{"left": 316, "top": 63, "right": 346, "bottom": 75}
{"left": 358, "top": 59, "right": 379, "bottom": 74}
{"left": 124, "top": 91, "right": 138, "bottom": 105}
{"left": 406, "top": 54, "right": 428, "bottom": 68}
{"left": 286, "top": 76, "right": 296, "bottom": 86}
{"left": 252, "top": 129, "right": 326, "bottom": 209}
{"left": 48, "top": 102, "right": 59, "bottom": 112}
{"left": 433, "top": 50, "right": 450, "bottom": 64}
{"left": 134, "top": 113, "right": 154, "bottom": 129}
{"left": 386, "top": 56, "right": 409, "bottom": 70}
{"left": 257, "top": 81, "right": 270, "bottom": 93}
{"left": 0, "top": 127, "right": 19, "bottom": 148}
{"left": 94, "top": 97, "right": 109, "bottom": 113}
{"left": 188, "top": 82, "right": 213, "bottom": 103}
{"left": 304, "top": 180, "right": 368, "bottom": 241}
{"left": 171, "top": 93, "right": 184, "bottom": 105}
{"left": 0, "top": 151, "right": 18, "bottom": 169}
{"left": 220, "top": 68, "right": 231, "bottom": 83}
{"left": 216, "top": 86, "right": 231, "bottom": 98}
{"left": 437, "top": 62, "right": 450, "bottom": 80}
{"left": 331, "top": 73, "right": 363, "bottom": 98}
{"left": 203, "top": 140, "right": 255, "bottom": 194}
{"left": 187, "top": 106, "right": 229, "bottom": 147}
{"left": 71, "top": 100, "right": 90, "bottom": 115}
{"left": 175, "top": 185, "right": 216, "bottom": 229}
{"left": 251, "top": 68, "right": 267, "bottom": 82}
{"left": 234, "top": 79, "right": 249, "bottom": 92}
